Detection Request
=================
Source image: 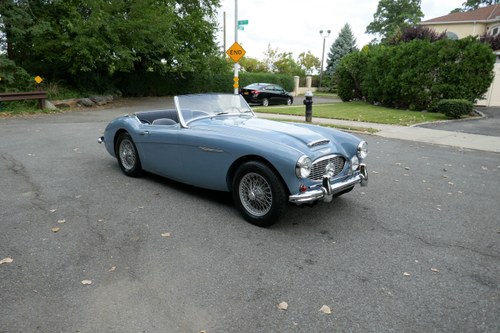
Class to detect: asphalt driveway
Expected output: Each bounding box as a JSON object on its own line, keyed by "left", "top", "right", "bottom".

{"left": 417, "top": 107, "right": 500, "bottom": 137}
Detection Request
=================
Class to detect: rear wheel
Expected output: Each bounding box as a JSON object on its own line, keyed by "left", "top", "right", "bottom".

{"left": 261, "top": 98, "right": 269, "bottom": 107}
{"left": 232, "top": 161, "right": 287, "bottom": 227}
{"left": 116, "top": 132, "right": 142, "bottom": 177}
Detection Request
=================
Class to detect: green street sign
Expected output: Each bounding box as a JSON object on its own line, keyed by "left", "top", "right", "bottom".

{"left": 238, "top": 26, "right": 244, "bottom": 31}
{"left": 237, "top": 20, "right": 248, "bottom": 25}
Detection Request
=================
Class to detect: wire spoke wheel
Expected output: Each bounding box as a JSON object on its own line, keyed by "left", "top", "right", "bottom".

{"left": 119, "top": 139, "right": 136, "bottom": 171}
{"left": 232, "top": 161, "right": 287, "bottom": 227}
{"left": 239, "top": 172, "right": 273, "bottom": 216}
{"left": 116, "top": 132, "right": 142, "bottom": 177}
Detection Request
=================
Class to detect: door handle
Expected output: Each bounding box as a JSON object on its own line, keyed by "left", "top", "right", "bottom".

{"left": 139, "top": 131, "right": 149, "bottom": 136}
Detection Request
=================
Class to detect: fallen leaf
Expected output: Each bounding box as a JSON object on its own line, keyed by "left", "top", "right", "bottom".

{"left": 448, "top": 182, "right": 454, "bottom": 186}
{"left": 75, "top": 195, "right": 82, "bottom": 199}
{"left": 319, "top": 305, "right": 332, "bottom": 314}
{"left": 81, "top": 280, "right": 92, "bottom": 285}
{"left": 161, "top": 232, "right": 171, "bottom": 237}
{"left": 0, "top": 257, "right": 13, "bottom": 265}
{"left": 57, "top": 219, "right": 66, "bottom": 224}
{"left": 431, "top": 268, "right": 440, "bottom": 273}
{"left": 405, "top": 167, "right": 410, "bottom": 170}
{"left": 403, "top": 272, "right": 411, "bottom": 276}
{"left": 481, "top": 166, "right": 488, "bottom": 170}
{"left": 49, "top": 209, "right": 57, "bottom": 213}
{"left": 97, "top": 219, "right": 104, "bottom": 222}
{"left": 277, "top": 301, "right": 288, "bottom": 310}
{"left": 109, "top": 266, "right": 116, "bottom": 272}
{"left": 52, "top": 227, "right": 60, "bottom": 233}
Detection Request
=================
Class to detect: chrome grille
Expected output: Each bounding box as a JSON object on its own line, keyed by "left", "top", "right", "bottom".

{"left": 310, "top": 155, "right": 346, "bottom": 181}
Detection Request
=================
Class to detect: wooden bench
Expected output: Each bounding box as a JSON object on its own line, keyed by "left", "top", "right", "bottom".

{"left": 0, "top": 91, "right": 48, "bottom": 109}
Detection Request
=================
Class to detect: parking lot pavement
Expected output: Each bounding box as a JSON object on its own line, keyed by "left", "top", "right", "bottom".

{"left": 0, "top": 108, "right": 499, "bottom": 332}
{"left": 417, "top": 107, "right": 500, "bottom": 137}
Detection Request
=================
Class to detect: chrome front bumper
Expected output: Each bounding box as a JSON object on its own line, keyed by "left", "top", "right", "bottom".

{"left": 289, "top": 164, "right": 368, "bottom": 204}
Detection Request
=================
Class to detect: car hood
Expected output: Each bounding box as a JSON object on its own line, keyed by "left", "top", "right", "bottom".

{"left": 192, "top": 116, "right": 348, "bottom": 156}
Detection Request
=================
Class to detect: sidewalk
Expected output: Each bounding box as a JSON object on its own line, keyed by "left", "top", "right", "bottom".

{"left": 256, "top": 113, "right": 500, "bottom": 153}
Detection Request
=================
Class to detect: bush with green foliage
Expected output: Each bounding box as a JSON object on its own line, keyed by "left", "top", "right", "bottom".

{"left": 0, "top": 56, "right": 34, "bottom": 92}
{"left": 432, "top": 99, "right": 473, "bottom": 118}
{"left": 336, "top": 37, "right": 495, "bottom": 111}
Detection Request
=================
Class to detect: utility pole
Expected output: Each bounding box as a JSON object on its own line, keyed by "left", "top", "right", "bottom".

{"left": 233, "top": 0, "right": 239, "bottom": 95}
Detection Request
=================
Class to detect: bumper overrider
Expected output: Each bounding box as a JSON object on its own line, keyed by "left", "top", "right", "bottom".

{"left": 289, "top": 164, "right": 368, "bottom": 204}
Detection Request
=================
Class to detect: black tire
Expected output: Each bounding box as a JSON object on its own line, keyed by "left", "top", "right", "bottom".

{"left": 286, "top": 97, "right": 292, "bottom": 106}
{"left": 261, "top": 98, "right": 269, "bottom": 107}
{"left": 232, "top": 161, "right": 287, "bottom": 227}
{"left": 115, "top": 132, "right": 142, "bottom": 177}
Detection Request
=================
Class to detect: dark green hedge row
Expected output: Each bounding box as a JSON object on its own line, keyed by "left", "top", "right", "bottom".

{"left": 336, "top": 37, "right": 496, "bottom": 111}
{"left": 113, "top": 71, "right": 295, "bottom": 97}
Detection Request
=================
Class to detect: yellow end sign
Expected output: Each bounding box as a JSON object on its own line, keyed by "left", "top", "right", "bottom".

{"left": 226, "top": 42, "right": 246, "bottom": 63}
{"left": 34, "top": 76, "right": 43, "bottom": 84}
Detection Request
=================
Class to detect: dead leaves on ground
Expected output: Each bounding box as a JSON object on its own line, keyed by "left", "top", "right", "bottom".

{"left": 277, "top": 301, "right": 332, "bottom": 315}
{"left": 0, "top": 257, "right": 14, "bottom": 265}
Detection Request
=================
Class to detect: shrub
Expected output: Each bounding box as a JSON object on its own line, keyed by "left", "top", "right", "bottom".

{"left": 336, "top": 37, "right": 495, "bottom": 110}
{"left": 0, "top": 56, "right": 34, "bottom": 92}
{"left": 433, "top": 99, "right": 473, "bottom": 118}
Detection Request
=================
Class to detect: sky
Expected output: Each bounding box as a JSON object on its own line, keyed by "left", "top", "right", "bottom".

{"left": 215, "top": 0, "right": 465, "bottom": 61}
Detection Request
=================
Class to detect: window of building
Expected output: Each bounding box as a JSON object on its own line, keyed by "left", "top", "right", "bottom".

{"left": 446, "top": 31, "right": 459, "bottom": 40}
{"left": 489, "top": 25, "right": 500, "bottom": 36}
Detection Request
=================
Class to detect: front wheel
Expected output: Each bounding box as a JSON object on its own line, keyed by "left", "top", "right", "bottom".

{"left": 116, "top": 132, "right": 142, "bottom": 177}
{"left": 286, "top": 97, "right": 292, "bottom": 106}
{"left": 261, "top": 98, "right": 269, "bottom": 107}
{"left": 232, "top": 161, "right": 287, "bottom": 227}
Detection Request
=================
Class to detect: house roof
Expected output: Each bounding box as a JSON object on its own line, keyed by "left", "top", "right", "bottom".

{"left": 421, "top": 4, "right": 500, "bottom": 24}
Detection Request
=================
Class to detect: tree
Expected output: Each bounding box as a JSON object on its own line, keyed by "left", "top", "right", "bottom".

{"left": 274, "top": 52, "right": 304, "bottom": 77}
{"left": 325, "top": 23, "right": 358, "bottom": 79}
{"left": 366, "top": 0, "right": 424, "bottom": 42}
{"left": 262, "top": 44, "right": 280, "bottom": 72}
{"left": 297, "top": 51, "right": 320, "bottom": 75}
{"left": 239, "top": 57, "right": 267, "bottom": 73}
{"left": 462, "top": 0, "right": 499, "bottom": 11}
{"left": 0, "top": 0, "right": 221, "bottom": 81}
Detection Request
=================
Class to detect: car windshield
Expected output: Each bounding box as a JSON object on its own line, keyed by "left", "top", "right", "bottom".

{"left": 174, "top": 93, "right": 254, "bottom": 125}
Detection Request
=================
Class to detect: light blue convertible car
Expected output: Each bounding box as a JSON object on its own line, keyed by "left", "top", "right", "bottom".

{"left": 99, "top": 93, "right": 368, "bottom": 227}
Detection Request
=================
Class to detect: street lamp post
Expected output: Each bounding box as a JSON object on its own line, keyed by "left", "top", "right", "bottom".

{"left": 318, "top": 29, "right": 331, "bottom": 90}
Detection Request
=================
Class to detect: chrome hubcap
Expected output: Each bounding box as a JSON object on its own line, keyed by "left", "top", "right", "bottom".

{"left": 239, "top": 172, "right": 272, "bottom": 216}
{"left": 119, "top": 139, "right": 136, "bottom": 170}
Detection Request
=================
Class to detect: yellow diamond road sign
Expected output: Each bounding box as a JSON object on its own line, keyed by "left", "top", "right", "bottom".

{"left": 34, "top": 76, "right": 43, "bottom": 84}
{"left": 226, "top": 42, "right": 246, "bottom": 63}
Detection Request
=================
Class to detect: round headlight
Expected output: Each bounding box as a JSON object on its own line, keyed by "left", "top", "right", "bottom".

{"left": 357, "top": 141, "right": 368, "bottom": 159}
{"left": 296, "top": 156, "right": 312, "bottom": 179}
{"left": 351, "top": 156, "right": 360, "bottom": 171}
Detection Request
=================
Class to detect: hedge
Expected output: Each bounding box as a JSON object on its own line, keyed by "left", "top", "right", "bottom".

{"left": 113, "top": 71, "right": 295, "bottom": 97}
{"left": 336, "top": 37, "right": 496, "bottom": 111}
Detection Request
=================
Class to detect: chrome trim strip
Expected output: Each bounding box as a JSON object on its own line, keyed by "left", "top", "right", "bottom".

{"left": 199, "top": 146, "right": 224, "bottom": 153}
{"left": 308, "top": 139, "right": 330, "bottom": 147}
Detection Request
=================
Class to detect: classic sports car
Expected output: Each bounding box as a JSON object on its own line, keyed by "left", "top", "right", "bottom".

{"left": 98, "top": 93, "right": 368, "bottom": 227}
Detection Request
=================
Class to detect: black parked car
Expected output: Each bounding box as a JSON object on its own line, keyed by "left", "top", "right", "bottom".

{"left": 240, "top": 83, "right": 293, "bottom": 106}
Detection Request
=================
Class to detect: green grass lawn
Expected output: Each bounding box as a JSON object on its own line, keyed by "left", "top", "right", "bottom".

{"left": 254, "top": 101, "right": 450, "bottom": 126}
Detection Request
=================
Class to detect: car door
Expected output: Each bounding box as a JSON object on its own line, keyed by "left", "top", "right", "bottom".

{"left": 135, "top": 124, "right": 185, "bottom": 181}
{"left": 275, "top": 85, "right": 288, "bottom": 104}
{"left": 265, "top": 85, "right": 278, "bottom": 104}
